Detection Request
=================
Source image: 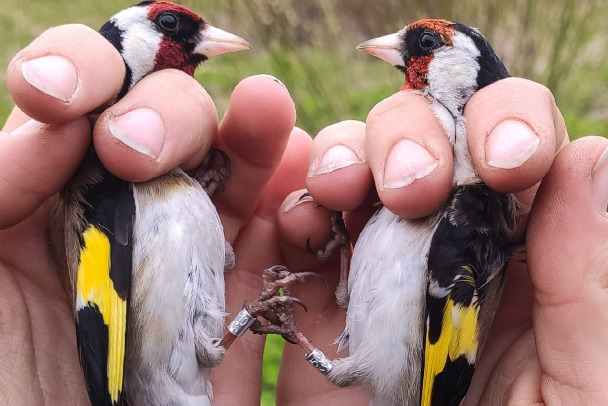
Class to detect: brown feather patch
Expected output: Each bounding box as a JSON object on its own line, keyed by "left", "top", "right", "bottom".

{"left": 147, "top": 1, "right": 200, "bottom": 22}
{"left": 408, "top": 19, "right": 456, "bottom": 45}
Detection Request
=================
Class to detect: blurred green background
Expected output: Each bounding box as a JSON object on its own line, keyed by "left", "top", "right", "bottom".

{"left": 2, "top": 0, "right": 607, "bottom": 137}
{"left": 1, "top": 0, "right": 607, "bottom": 404}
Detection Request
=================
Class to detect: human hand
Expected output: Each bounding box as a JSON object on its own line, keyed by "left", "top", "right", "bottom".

{"left": 270, "top": 78, "right": 605, "bottom": 406}
{"left": 0, "top": 24, "right": 297, "bottom": 405}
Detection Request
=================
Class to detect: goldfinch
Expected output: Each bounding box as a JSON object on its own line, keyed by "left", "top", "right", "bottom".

{"left": 325, "top": 19, "right": 523, "bottom": 406}
{"left": 49, "top": 2, "right": 250, "bottom": 405}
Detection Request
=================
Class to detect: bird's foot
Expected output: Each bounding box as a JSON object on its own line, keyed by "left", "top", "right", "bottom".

{"left": 298, "top": 200, "right": 351, "bottom": 309}
{"left": 245, "top": 266, "right": 336, "bottom": 376}
{"left": 335, "top": 279, "right": 349, "bottom": 310}
{"left": 220, "top": 265, "right": 335, "bottom": 375}
{"left": 194, "top": 147, "right": 231, "bottom": 196}
{"left": 218, "top": 265, "right": 323, "bottom": 348}
{"left": 224, "top": 241, "right": 235, "bottom": 271}
{"left": 304, "top": 208, "right": 351, "bottom": 310}
{"left": 246, "top": 265, "right": 324, "bottom": 345}
{"left": 255, "top": 264, "right": 325, "bottom": 301}
{"left": 238, "top": 265, "right": 320, "bottom": 346}
{"left": 306, "top": 208, "right": 350, "bottom": 262}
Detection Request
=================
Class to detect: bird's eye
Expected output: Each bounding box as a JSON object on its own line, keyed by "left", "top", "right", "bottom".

{"left": 158, "top": 13, "right": 179, "bottom": 32}
{"left": 420, "top": 33, "right": 439, "bottom": 50}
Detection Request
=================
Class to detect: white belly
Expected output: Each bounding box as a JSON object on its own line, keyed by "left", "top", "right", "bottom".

{"left": 343, "top": 206, "right": 437, "bottom": 405}
{"left": 127, "top": 168, "right": 226, "bottom": 406}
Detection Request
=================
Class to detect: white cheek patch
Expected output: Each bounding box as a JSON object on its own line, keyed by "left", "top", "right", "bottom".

{"left": 427, "top": 32, "right": 481, "bottom": 116}
{"left": 110, "top": 7, "right": 163, "bottom": 90}
{"left": 426, "top": 32, "right": 482, "bottom": 185}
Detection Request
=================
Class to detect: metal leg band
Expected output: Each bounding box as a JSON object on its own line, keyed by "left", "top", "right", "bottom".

{"left": 305, "top": 348, "right": 333, "bottom": 375}
{"left": 227, "top": 309, "right": 255, "bottom": 336}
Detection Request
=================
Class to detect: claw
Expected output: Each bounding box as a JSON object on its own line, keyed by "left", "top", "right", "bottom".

{"left": 306, "top": 210, "right": 350, "bottom": 263}
{"left": 241, "top": 265, "right": 323, "bottom": 346}
{"left": 249, "top": 295, "right": 307, "bottom": 316}
{"left": 222, "top": 264, "right": 333, "bottom": 373}
{"left": 297, "top": 191, "right": 323, "bottom": 208}
{"left": 213, "top": 147, "right": 231, "bottom": 173}
{"left": 290, "top": 297, "right": 308, "bottom": 312}
{"left": 194, "top": 147, "right": 231, "bottom": 196}
{"left": 294, "top": 271, "right": 327, "bottom": 285}
{"left": 306, "top": 238, "right": 314, "bottom": 256}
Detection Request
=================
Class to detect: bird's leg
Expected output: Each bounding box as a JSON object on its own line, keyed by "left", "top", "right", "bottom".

{"left": 248, "top": 265, "right": 324, "bottom": 332}
{"left": 218, "top": 265, "right": 323, "bottom": 348}
{"left": 246, "top": 266, "right": 319, "bottom": 345}
{"left": 219, "top": 265, "right": 335, "bottom": 375}
{"left": 223, "top": 240, "right": 235, "bottom": 271}
{"left": 335, "top": 234, "right": 351, "bottom": 310}
{"left": 193, "top": 147, "right": 231, "bottom": 196}
{"left": 306, "top": 209, "right": 351, "bottom": 309}
{"left": 307, "top": 209, "right": 350, "bottom": 262}
{"left": 247, "top": 267, "right": 334, "bottom": 374}
{"left": 248, "top": 295, "right": 308, "bottom": 346}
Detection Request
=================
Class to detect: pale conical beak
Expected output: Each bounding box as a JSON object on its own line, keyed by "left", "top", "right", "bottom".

{"left": 357, "top": 32, "right": 404, "bottom": 67}
{"left": 195, "top": 25, "right": 252, "bottom": 58}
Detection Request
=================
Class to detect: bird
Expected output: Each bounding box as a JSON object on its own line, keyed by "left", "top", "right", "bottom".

{"left": 48, "top": 2, "right": 251, "bottom": 405}
{"left": 324, "top": 19, "right": 523, "bottom": 406}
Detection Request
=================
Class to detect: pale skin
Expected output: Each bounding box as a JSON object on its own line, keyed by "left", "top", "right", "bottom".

{"left": 1, "top": 24, "right": 607, "bottom": 406}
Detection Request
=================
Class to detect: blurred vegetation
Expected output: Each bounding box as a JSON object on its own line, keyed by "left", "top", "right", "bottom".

{"left": 2, "top": 0, "right": 607, "bottom": 137}
{"left": 1, "top": 0, "right": 607, "bottom": 404}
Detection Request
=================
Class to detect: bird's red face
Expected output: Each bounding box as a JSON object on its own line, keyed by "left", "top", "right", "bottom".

{"left": 358, "top": 19, "right": 508, "bottom": 112}
{"left": 146, "top": 1, "right": 206, "bottom": 75}
{"left": 358, "top": 19, "right": 456, "bottom": 91}
{"left": 100, "top": 1, "right": 251, "bottom": 95}
{"left": 399, "top": 19, "right": 454, "bottom": 91}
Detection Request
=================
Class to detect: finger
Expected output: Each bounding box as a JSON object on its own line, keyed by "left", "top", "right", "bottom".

{"left": 278, "top": 189, "right": 336, "bottom": 273}
{"left": 212, "top": 75, "right": 297, "bottom": 242}
{"left": 365, "top": 91, "right": 454, "bottom": 218}
{"left": 528, "top": 136, "right": 608, "bottom": 402}
{"left": 7, "top": 24, "right": 125, "bottom": 124}
{"left": 0, "top": 108, "right": 90, "bottom": 229}
{"left": 306, "top": 120, "right": 372, "bottom": 211}
{"left": 93, "top": 69, "right": 218, "bottom": 182}
{"left": 211, "top": 128, "right": 310, "bottom": 405}
{"left": 276, "top": 194, "right": 370, "bottom": 405}
{"left": 277, "top": 175, "right": 371, "bottom": 403}
{"left": 465, "top": 78, "right": 565, "bottom": 195}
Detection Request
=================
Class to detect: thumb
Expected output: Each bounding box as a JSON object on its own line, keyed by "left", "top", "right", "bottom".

{"left": 527, "top": 136, "right": 608, "bottom": 403}
{"left": 0, "top": 110, "right": 90, "bottom": 229}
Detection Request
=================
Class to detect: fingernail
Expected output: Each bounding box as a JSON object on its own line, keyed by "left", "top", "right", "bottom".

{"left": 109, "top": 108, "right": 166, "bottom": 159}
{"left": 592, "top": 146, "right": 608, "bottom": 214}
{"left": 308, "top": 144, "right": 362, "bottom": 177}
{"left": 284, "top": 192, "right": 315, "bottom": 212}
{"left": 383, "top": 139, "right": 438, "bottom": 189}
{"left": 258, "top": 74, "right": 288, "bottom": 90}
{"left": 9, "top": 119, "right": 46, "bottom": 136}
{"left": 21, "top": 55, "right": 78, "bottom": 103}
{"left": 486, "top": 120, "right": 540, "bottom": 169}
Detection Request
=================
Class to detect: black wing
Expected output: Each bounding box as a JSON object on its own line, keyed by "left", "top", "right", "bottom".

{"left": 74, "top": 171, "right": 134, "bottom": 406}
{"left": 422, "top": 183, "right": 515, "bottom": 406}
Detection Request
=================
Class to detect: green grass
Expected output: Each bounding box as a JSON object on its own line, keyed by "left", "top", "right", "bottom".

{"left": 1, "top": 1, "right": 607, "bottom": 404}
{"left": 261, "top": 334, "right": 285, "bottom": 406}
{"left": 2, "top": 0, "right": 607, "bottom": 136}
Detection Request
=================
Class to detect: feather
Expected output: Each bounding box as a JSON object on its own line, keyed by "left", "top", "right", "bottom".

{"left": 422, "top": 184, "right": 515, "bottom": 406}
{"left": 74, "top": 172, "right": 135, "bottom": 406}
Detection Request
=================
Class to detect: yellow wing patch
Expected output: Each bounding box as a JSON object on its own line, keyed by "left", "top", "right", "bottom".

{"left": 421, "top": 288, "right": 479, "bottom": 406}
{"left": 77, "top": 225, "right": 127, "bottom": 404}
